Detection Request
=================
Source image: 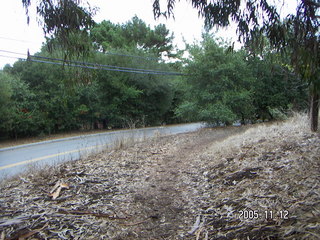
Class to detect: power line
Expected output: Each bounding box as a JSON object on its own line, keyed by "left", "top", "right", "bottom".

{"left": 0, "top": 55, "right": 22, "bottom": 60}
{"left": 30, "top": 58, "right": 182, "bottom": 75}
{"left": 0, "top": 50, "right": 26, "bottom": 56}
{"left": 0, "top": 49, "right": 183, "bottom": 75}
{"left": 32, "top": 55, "right": 178, "bottom": 75}
{"left": 0, "top": 49, "right": 169, "bottom": 73}
{"left": 0, "top": 36, "right": 41, "bottom": 45}
{"left": 0, "top": 52, "right": 185, "bottom": 76}
{"left": 0, "top": 35, "right": 159, "bottom": 60}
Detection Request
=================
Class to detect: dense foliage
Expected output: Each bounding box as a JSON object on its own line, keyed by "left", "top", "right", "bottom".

{"left": 153, "top": 0, "right": 319, "bottom": 131}
{"left": 20, "top": 0, "right": 319, "bottom": 131}
{"left": 0, "top": 17, "right": 308, "bottom": 139}
{"left": 175, "top": 35, "right": 307, "bottom": 125}
{"left": 0, "top": 17, "right": 177, "bottom": 139}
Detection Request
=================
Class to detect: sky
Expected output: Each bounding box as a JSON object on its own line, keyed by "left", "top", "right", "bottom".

{"left": 0, "top": 0, "right": 297, "bottom": 69}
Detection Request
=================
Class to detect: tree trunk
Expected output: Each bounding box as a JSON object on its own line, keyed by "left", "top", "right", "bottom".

{"left": 310, "top": 91, "right": 319, "bottom": 132}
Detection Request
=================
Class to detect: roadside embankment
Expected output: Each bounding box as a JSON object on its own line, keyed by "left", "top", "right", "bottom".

{"left": 0, "top": 114, "right": 319, "bottom": 239}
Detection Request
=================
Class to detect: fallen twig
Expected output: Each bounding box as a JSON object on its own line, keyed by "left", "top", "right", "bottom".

{"left": 57, "top": 208, "right": 128, "bottom": 220}
{"left": 4, "top": 222, "right": 48, "bottom": 240}
{"left": 17, "top": 222, "right": 49, "bottom": 240}
{"left": 0, "top": 215, "right": 42, "bottom": 227}
{"left": 253, "top": 194, "right": 277, "bottom": 199}
{"left": 188, "top": 215, "right": 201, "bottom": 235}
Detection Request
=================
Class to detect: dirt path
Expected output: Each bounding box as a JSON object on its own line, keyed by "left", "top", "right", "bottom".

{"left": 107, "top": 126, "right": 249, "bottom": 239}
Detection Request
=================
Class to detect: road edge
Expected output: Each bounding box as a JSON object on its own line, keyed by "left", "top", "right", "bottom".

{"left": 0, "top": 123, "right": 203, "bottom": 152}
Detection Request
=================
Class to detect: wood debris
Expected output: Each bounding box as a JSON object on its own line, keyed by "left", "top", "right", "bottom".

{"left": 48, "top": 181, "right": 69, "bottom": 200}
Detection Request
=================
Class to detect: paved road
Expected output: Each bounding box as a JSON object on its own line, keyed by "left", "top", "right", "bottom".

{"left": 0, "top": 123, "right": 203, "bottom": 179}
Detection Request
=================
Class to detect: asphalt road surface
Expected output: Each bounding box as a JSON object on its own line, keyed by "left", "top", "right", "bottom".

{"left": 0, "top": 123, "right": 203, "bottom": 179}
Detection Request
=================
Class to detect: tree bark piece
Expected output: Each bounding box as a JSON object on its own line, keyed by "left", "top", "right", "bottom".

{"left": 310, "top": 91, "right": 319, "bottom": 132}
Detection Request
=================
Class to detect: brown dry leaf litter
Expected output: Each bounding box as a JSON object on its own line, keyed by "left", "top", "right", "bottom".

{"left": 0, "top": 114, "right": 319, "bottom": 240}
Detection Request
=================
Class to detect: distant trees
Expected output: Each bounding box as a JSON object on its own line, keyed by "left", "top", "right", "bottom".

{"left": 0, "top": 72, "right": 14, "bottom": 138}
{"left": 91, "top": 50, "right": 175, "bottom": 127}
{"left": 0, "top": 31, "right": 308, "bottom": 139}
{"left": 88, "top": 17, "right": 177, "bottom": 125}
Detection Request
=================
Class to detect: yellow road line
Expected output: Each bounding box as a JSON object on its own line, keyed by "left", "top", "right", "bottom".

{"left": 0, "top": 144, "right": 108, "bottom": 171}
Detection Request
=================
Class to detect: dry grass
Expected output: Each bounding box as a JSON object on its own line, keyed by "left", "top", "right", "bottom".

{"left": 112, "top": 130, "right": 162, "bottom": 151}
{"left": 197, "top": 113, "right": 320, "bottom": 239}
{"left": 210, "top": 113, "right": 309, "bottom": 154}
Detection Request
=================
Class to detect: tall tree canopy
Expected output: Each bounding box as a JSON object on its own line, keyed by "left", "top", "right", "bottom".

{"left": 90, "top": 16, "right": 174, "bottom": 58}
{"left": 153, "top": 0, "right": 320, "bottom": 131}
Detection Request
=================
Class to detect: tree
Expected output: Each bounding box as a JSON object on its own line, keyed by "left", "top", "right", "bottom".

{"left": 91, "top": 49, "right": 175, "bottom": 127}
{"left": 174, "top": 35, "right": 307, "bottom": 125}
{"left": 248, "top": 54, "right": 308, "bottom": 120}
{"left": 22, "top": 0, "right": 96, "bottom": 60}
{"left": 90, "top": 16, "right": 175, "bottom": 58}
{"left": 176, "top": 36, "right": 255, "bottom": 125}
{"left": 0, "top": 70, "right": 43, "bottom": 139}
{"left": 0, "top": 72, "right": 13, "bottom": 138}
{"left": 3, "top": 13, "right": 180, "bottom": 139}
{"left": 153, "top": 0, "right": 320, "bottom": 131}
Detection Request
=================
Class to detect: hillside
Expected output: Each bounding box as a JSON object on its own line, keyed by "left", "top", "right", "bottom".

{"left": 0, "top": 114, "right": 319, "bottom": 239}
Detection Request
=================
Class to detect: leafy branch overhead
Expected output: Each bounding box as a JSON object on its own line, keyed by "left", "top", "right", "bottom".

{"left": 153, "top": 0, "right": 280, "bottom": 41}
{"left": 154, "top": 0, "right": 319, "bottom": 62}
{"left": 22, "top": 0, "right": 97, "bottom": 59}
